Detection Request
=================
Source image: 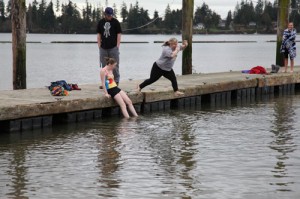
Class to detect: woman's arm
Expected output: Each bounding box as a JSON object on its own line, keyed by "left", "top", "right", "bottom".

{"left": 171, "top": 41, "right": 188, "bottom": 58}
{"left": 181, "top": 40, "right": 188, "bottom": 50}
{"left": 100, "top": 70, "right": 110, "bottom": 98}
{"left": 171, "top": 47, "right": 180, "bottom": 58}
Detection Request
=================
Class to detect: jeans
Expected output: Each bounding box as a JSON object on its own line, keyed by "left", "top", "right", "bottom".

{"left": 99, "top": 46, "right": 120, "bottom": 83}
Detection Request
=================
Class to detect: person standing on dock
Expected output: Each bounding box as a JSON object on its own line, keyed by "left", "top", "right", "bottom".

{"left": 100, "top": 57, "right": 138, "bottom": 119}
{"left": 137, "top": 38, "right": 188, "bottom": 96}
{"left": 280, "top": 22, "right": 296, "bottom": 73}
{"left": 97, "top": 7, "right": 122, "bottom": 85}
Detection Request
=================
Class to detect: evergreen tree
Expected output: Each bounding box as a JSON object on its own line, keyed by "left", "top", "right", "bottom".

{"left": 233, "top": 0, "right": 256, "bottom": 25}
{"left": 27, "top": 3, "right": 33, "bottom": 31}
{"left": 164, "top": 4, "right": 173, "bottom": 30}
{"left": 264, "top": 1, "right": 276, "bottom": 22}
{"left": 127, "top": 3, "right": 137, "bottom": 31}
{"left": 140, "top": 7, "right": 150, "bottom": 26}
{"left": 211, "top": 12, "right": 221, "bottom": 28}
{"left": 31, "top": 0, "right": 38, "bottom": 27}
{"left": 126, "top": 1, "right": 151, "bottom": 33}
{"left": 1, "top": 0, "right": 282, "bottom": 34}
{"left": 60, "top": 0, "right": 82, "bottom": 33}
{"left": 92, "top": 7, "right": 96, "bottom": 23}
{"left": 44, "top": 1, "right": 56, "bottom": 32}
{"left": 290, "top": 0, "right": 300, "bottom": 30}
{"left": 171, "top": 9, "right": 182, "bottom": 31}
{"left": 255, "top": 0, "right": 264, "bottom": 27}
{"left": 194, "top": 3, "right": 219, "bottom": 30}
{"left": 0, "top": 0, "right": 5, "bottom": 21}
{"left": 82, "top": 0, "right": 92, "bottom": 24}
{"left": 38, "top": 0, "right": 47, "bottom": 28}
{"left": 153, "top": 10, "right": 161, "bottom": 26}
{"left": 120, "top": 1, "right": 128, "bottom": 22}
{"left": 56, "top": 0, "right": 60, "bottom": 12}
{"left": 113, "top": 3, "right": 118, "bottom": 18}
{"left": 6, "top": 0, "right": 11, "bottom": 19}
{"left": 225, "top": 10, "right": 232, "bottom": 29}
{"left": 95, "top": 5, "right": 102, "bottom": 22}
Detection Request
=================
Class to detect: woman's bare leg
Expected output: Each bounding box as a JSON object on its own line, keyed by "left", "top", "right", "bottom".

{"left": 290, "top": 59, "right": 294, "bottom": 73}
{"left": 284, "top": 58, "right": 288, "bottom": 73}
{"left": 114, "top": 93, "right": 130, "bottom": 118}
{"left": 119, "top": 91, "right": 138, "bottom": 117}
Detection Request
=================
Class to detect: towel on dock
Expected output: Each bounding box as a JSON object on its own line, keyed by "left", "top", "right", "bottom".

{"left": 249, "top": 66, "right": 267, "bottom": 74}
{"left": 280, "top": 28, "right": 297, "bottom": 59}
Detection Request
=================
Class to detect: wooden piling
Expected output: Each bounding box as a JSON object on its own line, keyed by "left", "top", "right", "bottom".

{"left": 182, "top": 0, "right": 194, "bottom": 75}
{"left": 276, "top": 0, "right": 290, "bottom": 66}
{"left": 12, "top": 0, "right": 27, "bottom": 89}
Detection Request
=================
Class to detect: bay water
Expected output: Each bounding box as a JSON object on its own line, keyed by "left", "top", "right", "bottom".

{"left": 0, "top": 93, "right": 300, "bottom": 198}
{"left": 0, "top": 33, "right": 296, "bottom": 90}
{"left": 1, "top": 33, "right": 300, "bottom": 198}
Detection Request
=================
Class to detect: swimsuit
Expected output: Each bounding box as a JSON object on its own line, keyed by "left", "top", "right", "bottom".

{"left": 103, "top": 68, "right": 121, "bottom": 98}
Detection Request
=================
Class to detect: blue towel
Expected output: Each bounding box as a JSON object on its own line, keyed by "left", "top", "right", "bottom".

{"left": 280, "top": 28, "right": 297, "bottom": 59}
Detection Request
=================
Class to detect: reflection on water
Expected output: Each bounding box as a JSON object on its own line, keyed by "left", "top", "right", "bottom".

{"left": 6, "top": 144, "right": 28, "bottom": 198}
{"left": 269, "top": 96, "right": 296, "bottom": 192}
{"left": 0, "top": 95, "right": 300, "bottom": 199}
{"left": 97, "top": 119, "right": 121, "bottom": 198}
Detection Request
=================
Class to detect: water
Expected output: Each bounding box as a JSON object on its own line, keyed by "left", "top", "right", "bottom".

{"left": 0, "top": 93, "right": 300, "bottom": 199}
{"left": 1, "top": 33, "right": 298, "bottom": 90}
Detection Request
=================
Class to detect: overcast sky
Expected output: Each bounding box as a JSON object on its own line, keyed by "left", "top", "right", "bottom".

{"left": 21, "top": 0, "right": 275, "bottom": 19}
{"left": 69, "top": 0, "right": 275, "bottom": 18}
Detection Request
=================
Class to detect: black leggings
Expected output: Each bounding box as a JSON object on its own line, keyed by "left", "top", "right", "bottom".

{"left": 139, "top": 62, "right": 178, "bottom": 91}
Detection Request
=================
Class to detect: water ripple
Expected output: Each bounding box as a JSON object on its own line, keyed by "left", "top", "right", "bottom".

{"left": 1, "top": 95, "right": 300, "bottom": 198}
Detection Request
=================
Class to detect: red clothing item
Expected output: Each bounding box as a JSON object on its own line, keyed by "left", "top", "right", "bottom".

{"left": 249, "top": 66, "right": 267, "bottom": 74}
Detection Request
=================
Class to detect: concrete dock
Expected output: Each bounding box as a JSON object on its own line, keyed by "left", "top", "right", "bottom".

{"left": 1, "top": 68, "right": 300, "bottom": 132}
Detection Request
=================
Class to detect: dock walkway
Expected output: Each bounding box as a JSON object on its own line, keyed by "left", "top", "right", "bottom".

{"left": 1, "top": 68, "right": 300, "bottom": 132}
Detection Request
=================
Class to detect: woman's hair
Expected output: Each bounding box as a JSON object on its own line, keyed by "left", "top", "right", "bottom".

{"left": 163, "top": 38, "right": 178, "bottom": 46}
{"left": 105, "top": 57, "right": 116, "bottom": 65}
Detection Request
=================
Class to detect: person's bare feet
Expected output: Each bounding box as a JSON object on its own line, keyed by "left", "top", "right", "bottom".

{"left": 136, "top": 84, "right": 141, "bottom": 92}
{"left": 175, "top": 91, "right": 184, "bottom": 96}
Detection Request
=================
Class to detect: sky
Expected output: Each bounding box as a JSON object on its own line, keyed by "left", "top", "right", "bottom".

{"left": 11, "top": 0, "right": 275, "bottom": 19}
{"left": 67, "top": 0, "right": 275, "bottom": 18}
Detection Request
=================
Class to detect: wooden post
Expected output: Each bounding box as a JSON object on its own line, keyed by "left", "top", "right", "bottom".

{"left": 276, "top": 0, "right": 290, "bottom": 66}
{"left": 12, "top": 0, "right": 26, "bottom": 89}
{"left": 182, "top": 0, "right": 194, "bottom": 75}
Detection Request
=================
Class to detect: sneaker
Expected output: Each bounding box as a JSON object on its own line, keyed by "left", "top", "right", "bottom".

{"left": 72, "top": 84, "right": 81, "bottom": 90}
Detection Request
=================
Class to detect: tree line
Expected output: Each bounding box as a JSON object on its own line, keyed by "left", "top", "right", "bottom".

{"left": 1, "top": 0, "right": 300, "bottom": 34}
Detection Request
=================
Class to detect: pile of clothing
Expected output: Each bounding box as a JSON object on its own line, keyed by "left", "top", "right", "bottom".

{"left": 249, "top": 66, "right": 267, "bottom": 74}
{"left": 48, "top": 80, "right": 81, "bottom": 96}
{"left": 242, "top": 64, "right": 280, "bottom": 75}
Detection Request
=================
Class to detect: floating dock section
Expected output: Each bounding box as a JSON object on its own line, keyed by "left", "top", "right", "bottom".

{"left": 0, "top": 69, "right": 300, "bottom": 132}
